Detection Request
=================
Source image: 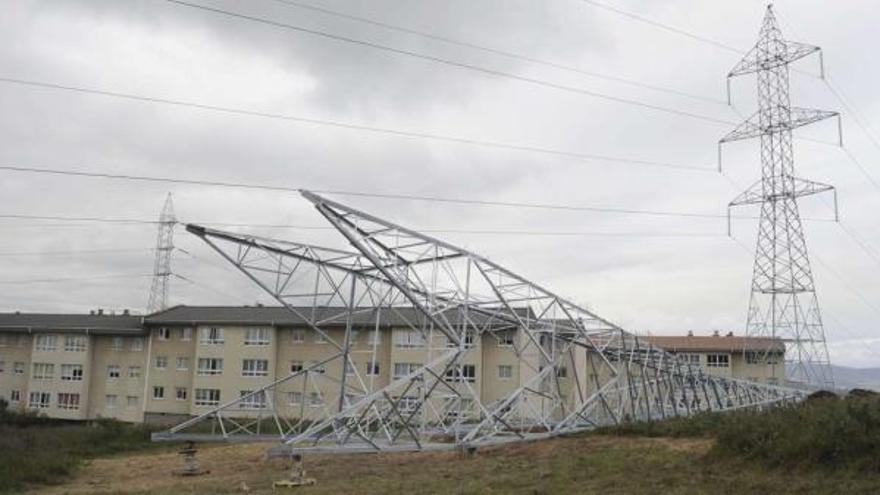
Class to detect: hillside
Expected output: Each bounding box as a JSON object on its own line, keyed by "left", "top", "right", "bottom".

{"left": 831, "top": 365, "right": 880, "bottom": 391}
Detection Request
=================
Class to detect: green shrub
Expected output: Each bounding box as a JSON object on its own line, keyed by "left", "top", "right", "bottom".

{"left": 711, "top": 395, "right": 880, "bottom": 471}
{"left": 595, "top": 411, "right": 726, "bottom": 438}
{"left": 0, "top": 413, "right": 158, "bottom": 493}
{"left": 595, "top": 394, "right": 880, "bottom": 473}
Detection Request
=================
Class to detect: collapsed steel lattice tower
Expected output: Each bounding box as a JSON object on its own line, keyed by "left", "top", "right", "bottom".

{"left": 154, "top": 192, "right": 806, "bottom": 451}
{"left": 147, "top": 193, "right": 176, "bottom": 313}
{"left": 722, "top": 6, "right": 840, "bottom": 388}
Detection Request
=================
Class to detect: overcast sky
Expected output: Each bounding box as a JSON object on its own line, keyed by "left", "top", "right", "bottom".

{"left": 1, "top": 0, "right": 878, "bottom": 367}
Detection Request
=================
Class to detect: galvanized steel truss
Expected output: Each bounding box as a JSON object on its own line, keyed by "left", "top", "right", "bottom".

{"left": 147, "top": 193, "right": 176, "bottom": 313}
{"left": 722, "top": 6, "right": 838, "bottom": 388}
{"left": 154, "top": 192, "right": 806, "bottom": 451}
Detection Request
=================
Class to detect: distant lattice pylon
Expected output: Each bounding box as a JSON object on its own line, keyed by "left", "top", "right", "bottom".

{"left": 147, "top": 193, "right": 176, "bottom": 313}
{"left": 722, "top": 6, "right": 841, "bottom": 388}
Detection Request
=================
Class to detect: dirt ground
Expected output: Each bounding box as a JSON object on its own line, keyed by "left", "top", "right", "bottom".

{"left": 28, "top": 436, "right": 880, "bottom": 495}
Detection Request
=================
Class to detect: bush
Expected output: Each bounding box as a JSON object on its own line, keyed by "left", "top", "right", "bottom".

{"left": 711, "top": 395, "right": 880, "bottom": 471}
{"left": 0, "top": 412, "right": 158, "bottom": 493}
{"left": 595, "top": 394, "right": 880, "bottom": 472}
{"left": 595, "top": 411, "right": 725, "bottom": 438}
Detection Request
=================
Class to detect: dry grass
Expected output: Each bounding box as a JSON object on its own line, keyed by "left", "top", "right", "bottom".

{"left": 28, "top": 435, "right": 880, "bottom": 495}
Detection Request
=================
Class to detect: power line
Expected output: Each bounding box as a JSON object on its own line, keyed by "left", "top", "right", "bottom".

{"left": 730, "top": 235, "right": 880, "bottom": 324}
{"left": 269, "top": 0, "right": 727, "bottom": 105}
{"left": 173, "top": 273, "right": 252, "bottom": 304}
{"left": 0, "top": 78, "right": 717, "bottom": 173}
{"left": 0, "top": 213, "right": 158, "bottom": 224}
{"left": 162, "top": 0, "right": 734, "bottom": 125}
{"left": 0, "top": 164, "right": 842, "bottom": 222}
{"left": 579, "top": 0, "right": 743, "bottom": 54}
{"left": 0, "top": 273, "right": 152, "bottom": 285}
{"left": 0, "top": 247, "right": 154, "bottom": 257}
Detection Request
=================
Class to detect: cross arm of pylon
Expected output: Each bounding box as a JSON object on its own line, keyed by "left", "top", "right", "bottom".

{"left": 728, "top": 41, "right": 821, "bottom": 78}
{"left": 720, "top": 108, "right": 839, "bottom": 144}
{"left": 726, "top": 177, "right": 838, "bottom": 235}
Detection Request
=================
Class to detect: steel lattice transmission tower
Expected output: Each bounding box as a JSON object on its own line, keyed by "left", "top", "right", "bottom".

{"left": 147, "top": 193, "right": 176, "bottom": 313}
{"left": 722, "top": 5, "right": 841, "bottom": 388}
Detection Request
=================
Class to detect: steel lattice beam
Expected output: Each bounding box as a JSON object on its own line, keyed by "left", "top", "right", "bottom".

{"left": 154, "top": 193, "right": 807, "bottom": 451}
{"left": 722, "top": 5, "right": 836, "bottom": 388}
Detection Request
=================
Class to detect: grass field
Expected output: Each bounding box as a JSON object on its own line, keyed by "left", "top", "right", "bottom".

{"left": 25, "top": 434, "right": 880, "bottom": 494}
{"left": 6, "top": 393, "right": 880, "bottom": 494}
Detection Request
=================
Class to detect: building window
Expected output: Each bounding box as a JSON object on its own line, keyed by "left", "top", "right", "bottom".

{"left": 498, "top": 365, "right": 513, "bottom": 380}
{"left": 61, "top": 364, "right": 83, "bottom": 381}
{"left": 445, "top": 364, "right": 476, "bottom": 383}
{"left": 111, "top": 337, "right": 124, "bottom": 351}
{"left": 197, "top": 358, "right": 224, "bottom": 376}
{"left": 677, "top": 353, "right": 701, "bottom": 366}
{"left": 107, "top": 365, "right": 121, "bottom": 379}
{"left": 64, "top": 336, "right": 87, "bottom": 352}
{"left": 155, "top": 356, "right": 168, "bottom": 370}
{"left": 242, "top": 359, "right": 269, "bottom": 377}
{"left": 366, "top": 361, "right": 380, "bottom": 376}
{"left": 308, "top": 392, "right": 323, "bottom": 407}
{"left": 28, "top": 392, "right": 51, "bottom": 409}
{"left": 745, "top": 352, "right": 779, "bottom": 365}
{"left": 308, "top": 361, "right": 326, "bottom": 374}
{"left": 13, "top": 362, "right": 24, "bottom": 375}
{"left": 153, "top": 387, "right": 165, "bottom": 400}
{"left": 395, "top": 396, "right": 419, "bottom": 414}
{"left": 57, "top": 393, "right": 80, "bottom": 411}
{"left": 194, "top": 388, "right": 221, "bottom": 407}
{"left": 244, "top": 328, "right": 270, "bottom": 346}
{"left": 497, "top": 331, "right": 515, "bottom": 347}
{"left": 32, "top": 363, "right": 54, "bottom": 380}
{"left": 10, "top": 390, "right": 21, "bottom": 403}
{"left": 345, "top": 360, "right": 355, "bottom": 376}
{"left": 556, "top": 366, "right": 568, "bottom": 379}
{"left": 130, "top": 338, "right": 144, "bottom": 352}
{"left": 706, "top": 354, "right": 730, "bottom": 368}
{"left": 126, "top": 396, "right": 139, "bottom": 409}
{"left": 181, "top": 328, "right": 192, "bottom": 341}
{"left": 291, "top": 329, "right": 305, "bottom": 344}
{"left": 393, "top": 362, "right": 420, "bottom": 379}
{"left": 176, "top": 357, "right": 190, "bottom": 371}
{"left": 0, "top": 360, "right": 4, "bottom": 373}
{"left": 128, "top": 366, "right": 142, "bottom": 379}
{"left": 365, "top": 330, "right": 381, "bottom": 345}
{"left": 314, "top": 331, "right": 328, "bottom": 344}
{"left": 157, "top": 328, "right": 171, "bottom": 341}
{"left": 287, "top": 391, "right": 302, "bottom": 405}
{"left": 464, "top": 330, "right": 476, "bottom": 349}
{"left": 35, "top": 334, "right": 57, "bottom": 351}
{"left": 395, "top": 329, "right": 426, "bottom": 349}
{"left": 239, "top": 390, "right": 267, "bottom": 409}
{"left": 105, "top": 394, "right": 118, "bottom": 409}
{"left": 200, "top": 327, "right": 224, "bottom": 345}
{"left": 175, "top": 387, "right": 188, "bottom": 401}
{"left": 290, "top": 360, "right": 304, "bottom": 373}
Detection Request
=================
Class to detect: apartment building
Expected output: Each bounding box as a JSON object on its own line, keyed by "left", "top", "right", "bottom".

{"left": 0, "top": 307, "right": 785, "bottom": 424}
{"left": 647, "top": 331, "right": 786, "bottom": 384}
{"left": 0, "top": 312, "right": 147, "bottom": 422}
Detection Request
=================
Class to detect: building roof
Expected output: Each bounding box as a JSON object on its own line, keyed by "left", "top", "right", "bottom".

{"left": 0, "top": 312, "right": 145, "bottom": 335}
{"left": 145, "top": 305, "right": 530, "bottom": 328}
{"left": 646, "top": 334, "right": 785, "bottom": 353}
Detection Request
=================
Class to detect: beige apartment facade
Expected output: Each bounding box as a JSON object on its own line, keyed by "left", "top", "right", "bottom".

{"left": 0, "top": 306, "right": 785, "bottom": 424}
{"left": 647, "top": 332, "right": 786, "bottom": 385}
